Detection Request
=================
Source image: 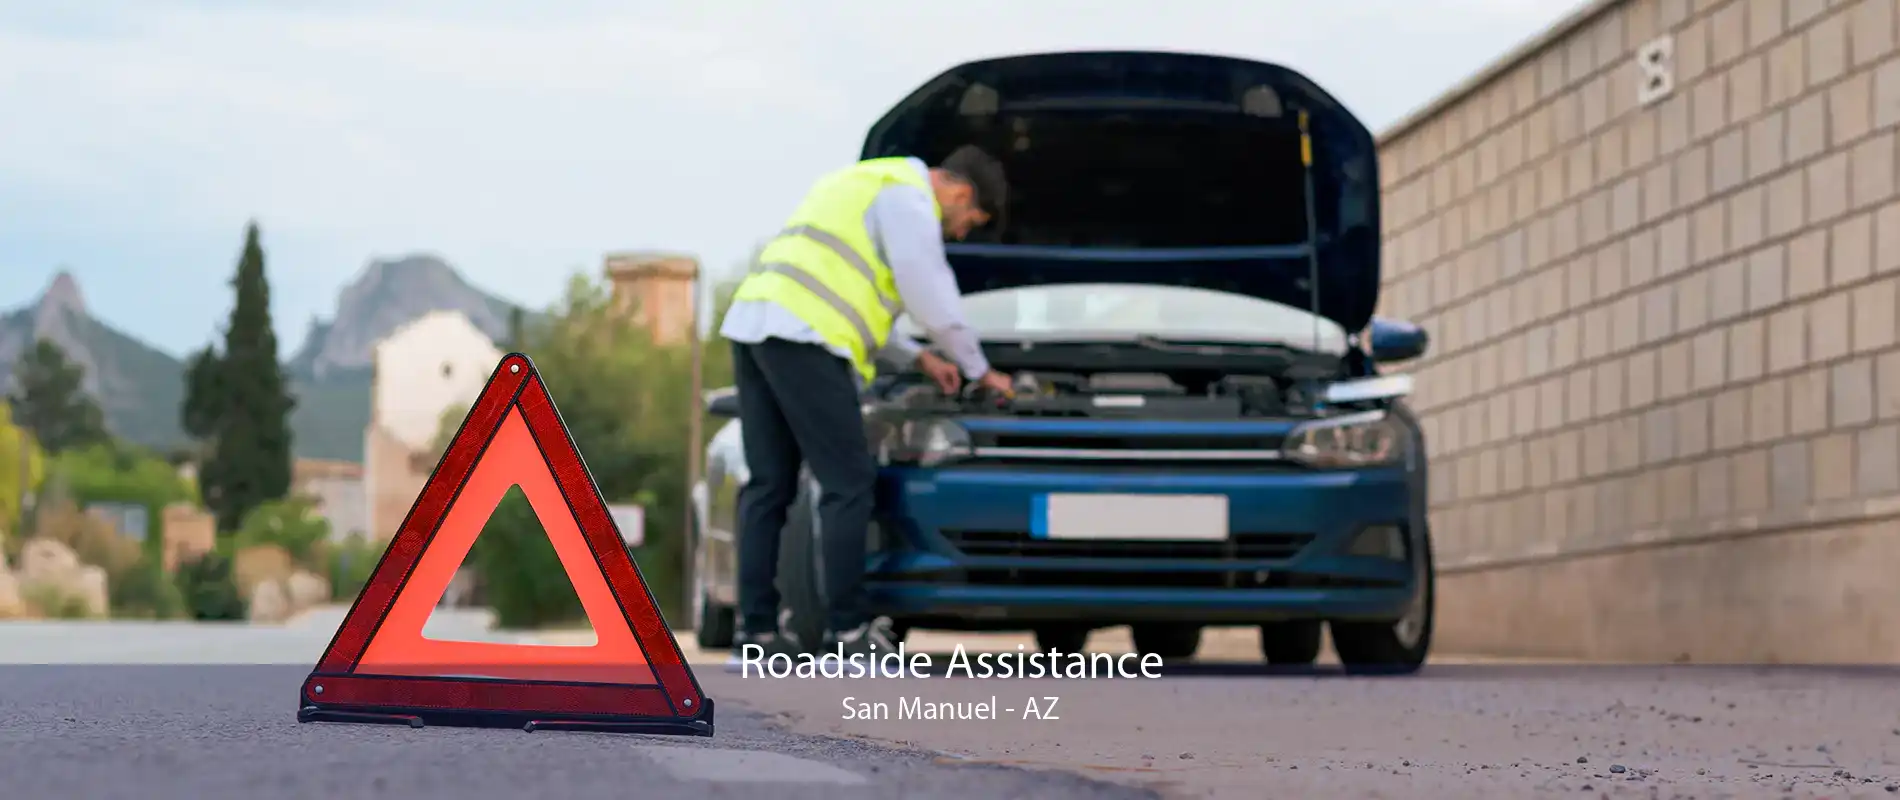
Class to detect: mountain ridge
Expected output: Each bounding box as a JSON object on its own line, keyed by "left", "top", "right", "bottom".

{"left": 0, "top": 256, "right": 532, "bottom": 462}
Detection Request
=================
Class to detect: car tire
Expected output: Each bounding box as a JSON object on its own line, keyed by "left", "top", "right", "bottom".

{"left": 1331, "top": 527, "right": 1435, "bottom": 675}
{"left": 1257, "top": 620, "right": 1323, "bottom": 665}
{"left": 1034, "top": 625, "right": 1092, "bottom": 654}
{"left": 1130, "top": 623, "right": 1202, "bottom": 661}
{"left": 776, "top": 471, "right": 828, "bottom": 651}
{"left": 693, "top": 587, "right": 736, "bottom": 650}
{"left": 689, "top": 509, "right": 736, "bottom": 650}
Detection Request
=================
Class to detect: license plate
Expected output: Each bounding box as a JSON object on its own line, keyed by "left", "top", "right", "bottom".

{"left": 1033, "top": 493, "right": 1229, "bottom": 541}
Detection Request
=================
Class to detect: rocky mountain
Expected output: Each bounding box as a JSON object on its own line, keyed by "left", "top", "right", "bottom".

{"left": 287, "top": 255, "right": 521, "bottom": 379}
{"left": 281, "top": 255, "right": 527, "bottom": 462}
{"left": 0, "top": 272, "right": 191, "bottom": 452}
{"left": 0, "top": 256, "right": 529, "bottom": 463}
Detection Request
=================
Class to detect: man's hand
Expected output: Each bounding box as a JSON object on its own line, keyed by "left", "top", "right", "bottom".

{"left": 916, "top": 351, "right": 962, "bottom": 394}
{"left": 976, "top": 370, "right": 1015, "bottom": 399}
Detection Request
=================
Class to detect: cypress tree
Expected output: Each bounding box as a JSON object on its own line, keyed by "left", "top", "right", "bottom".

{"left": 184, "top": 222, "right": 296, "bottom": 534}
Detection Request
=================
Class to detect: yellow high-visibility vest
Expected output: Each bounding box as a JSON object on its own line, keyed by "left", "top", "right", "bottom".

{"left": 732, "top": 158, "right": 941, "bottom": 383}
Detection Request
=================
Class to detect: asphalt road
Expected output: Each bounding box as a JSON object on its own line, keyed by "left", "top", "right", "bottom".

{"left": 716, "top": 656, "right": 1900, "bottom": 799}
{"left": 1, "top": 665, "right": 1152, "bottom": 800}
{"left": 0, "top": 610, "right": 1149, "bottom": 800}
{"left": 8, "top": 612, "right": 1900, "bottom": 799}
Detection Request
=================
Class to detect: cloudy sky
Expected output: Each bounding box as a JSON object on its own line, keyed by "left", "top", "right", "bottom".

{"left": 0, "top": 0, "right": 1579, "bottom": 358}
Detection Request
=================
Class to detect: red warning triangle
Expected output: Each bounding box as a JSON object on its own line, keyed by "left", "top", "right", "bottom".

{"left": 298, "top": 353, "right": 711, "bottom": 737}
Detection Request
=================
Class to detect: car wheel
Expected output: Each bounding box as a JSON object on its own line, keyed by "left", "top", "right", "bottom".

{"left": 1130, "top": 623, "right": 1202, "bottom": 660}
{"left": 1257, "top": 620, "right": 1323, "bottom": 665}
{"left": 1033, "top": 625, "right": 1092, "bottom": 653}
{"left": 777, "top": 471, "right": 829, "bottom": 651}
{"left": 693, "top": 585, "right": 737, "bottom": 650}
{"left": 690, "top": 514, "right": 736, "bottom": 650}
{"left": 1331, "top": 527, "right": 1435, "bottom": 675}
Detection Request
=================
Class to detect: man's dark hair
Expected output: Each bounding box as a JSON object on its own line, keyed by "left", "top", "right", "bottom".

{"left": 939, "top": 145, "right": 1008, "bottom": 222}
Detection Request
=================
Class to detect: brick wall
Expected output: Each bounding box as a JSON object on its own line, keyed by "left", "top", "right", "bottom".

{"left": 1379, "top": 0, "right": 1900, "bottom": 662}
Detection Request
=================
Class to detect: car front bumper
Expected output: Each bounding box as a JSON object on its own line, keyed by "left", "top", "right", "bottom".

{"left": 864, "top": 462, "right": 1424, "bottom": 626}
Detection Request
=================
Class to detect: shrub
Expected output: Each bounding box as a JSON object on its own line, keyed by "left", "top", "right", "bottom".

{"left": 29, "top": 498, "right": 141, "bottom": 578}
{"left": 468, "top": 487, "right": 582, "bottom": 630}
{"left": 23, "top": 497, "right": 180, "bottom": 617}
{"left": 22, "top": 582, "right": 92, "bottom": 620}
{"left": 323, "top": 533, "right": 383, "bottom": 604}
{"left": 174, "top": 551, "right": 245, "bottom": 621}
{"left": 232, "top": 497, "right": 330, "bottom": 570}
{"left": 112, "top": 562, "right": 186, "bottom": 620}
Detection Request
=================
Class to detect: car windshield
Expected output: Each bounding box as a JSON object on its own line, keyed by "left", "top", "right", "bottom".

{"left": 904, "top": 283, "right": 1349, "bottom": 355}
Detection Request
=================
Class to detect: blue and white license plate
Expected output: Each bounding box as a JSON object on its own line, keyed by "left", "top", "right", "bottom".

{"left": 1032, "top": 493, "right": 1229, "bottom": 541}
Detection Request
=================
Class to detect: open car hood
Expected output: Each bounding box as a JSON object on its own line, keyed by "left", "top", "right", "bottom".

{"left": 863, "top": 51, "right": 1382, "bottom": 333}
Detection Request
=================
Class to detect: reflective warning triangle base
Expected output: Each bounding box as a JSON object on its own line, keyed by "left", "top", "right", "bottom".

{"left": 296, "top": 353, "right": 712, "bottom": 737}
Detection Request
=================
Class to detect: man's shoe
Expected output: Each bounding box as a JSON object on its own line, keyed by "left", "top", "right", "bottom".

{"left": 823, "top": 617, "right": 898, "bottom": 659}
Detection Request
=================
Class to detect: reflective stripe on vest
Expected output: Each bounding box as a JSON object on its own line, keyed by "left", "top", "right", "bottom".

{"left": 732, "top": 159, "right": 938, "bottom": 382}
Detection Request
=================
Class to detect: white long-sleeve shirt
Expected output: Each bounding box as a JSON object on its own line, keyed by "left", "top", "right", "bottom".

{"left": 719, "top": 158, "right": 992, "bottom": 382}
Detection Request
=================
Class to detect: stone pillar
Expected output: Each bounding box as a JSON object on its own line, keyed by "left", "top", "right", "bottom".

{"left": 604, "top": 252, "right": 700, "bottom": 346}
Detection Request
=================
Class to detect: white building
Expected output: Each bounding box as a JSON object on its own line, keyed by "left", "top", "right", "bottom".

{"left": 362, "top": 310, "right": 504, "bottom": 541}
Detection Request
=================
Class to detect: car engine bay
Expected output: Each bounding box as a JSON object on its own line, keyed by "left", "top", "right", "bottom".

{"left": 877, "top": 369, "right": 1330, "bottom": 419}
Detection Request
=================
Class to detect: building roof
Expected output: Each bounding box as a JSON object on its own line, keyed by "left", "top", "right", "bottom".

{"left": 606, "top": 252, "right": 699, "bottom": 280}
{"left": 1377, "top": 0, "right": 1624, "bottom": 145}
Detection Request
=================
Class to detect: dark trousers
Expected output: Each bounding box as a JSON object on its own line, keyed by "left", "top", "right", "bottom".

{"left": 731, "top": 338, "right": 878, "bottom": 636}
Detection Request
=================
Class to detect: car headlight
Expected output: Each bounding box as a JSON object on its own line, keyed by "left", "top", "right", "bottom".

{"left": 1284, "top": 410, "right": 1407, "bottom": 468}
{"left": 880, "top": 418, "right": 973, "bottom": 467}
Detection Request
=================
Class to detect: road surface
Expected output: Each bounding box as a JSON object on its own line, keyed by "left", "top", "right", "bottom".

{"left": 6, "top": 610, "right": 1900, "bottom": 798}
{"left": 0, "top": 609, "right": 1147, "bottom": 799}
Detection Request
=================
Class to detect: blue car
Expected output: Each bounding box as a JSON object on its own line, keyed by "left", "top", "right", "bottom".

{"left": 690, "top": 51, "right": 1435, "bottom": 672}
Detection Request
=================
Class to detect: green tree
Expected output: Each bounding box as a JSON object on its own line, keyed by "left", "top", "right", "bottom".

{"left": 183, "top": 222, "right": 297, "bottom": 534}
{"left": 506, "top": 306, "right": 527, "bottom": 351}
{"left": 180, "top": 347, "right": 222, "bottom": 442}
{"left": 432, "top": 272, "right": 736, "bottom": 628}
{"left": 7, "top": 338, "right": 109, "bottom": 454}
{"left": 0, "top": 405, "right": 47, "bottom": 538}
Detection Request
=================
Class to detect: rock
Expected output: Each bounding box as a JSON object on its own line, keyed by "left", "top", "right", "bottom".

{"left": 19, "top": 538, "right": 80, "bottom": 584}
{"left": 285, "top": 570, "right": 331, "bottom": 611}
{"left": 15, "top": 538, "right": 108, "bottom": 618}
{"left": 233, "top": 545, "right": 294, "bottom": 598}
{"left": 73, "top": 565, "right": 108, "bottom": 618}
{"left": 247, "top": 579, "right": 290, "bottom": 624}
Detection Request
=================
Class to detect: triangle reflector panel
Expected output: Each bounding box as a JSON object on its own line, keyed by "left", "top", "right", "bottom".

{"left": 297, "top": 353, "right": 712, "bottom": 737}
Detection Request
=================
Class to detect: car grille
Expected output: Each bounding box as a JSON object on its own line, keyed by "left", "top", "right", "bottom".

{"left": 950, "top": 570, "right": 1396, "bottom": 590}
{"left": 943, "top": 530, "right": 1313, "bottom": 561}
{"left": 963, "top": 431, "right": 1292, "bottom": 467}
{"left": 977, "top": 433, "right": 1286, "bottom": 451}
